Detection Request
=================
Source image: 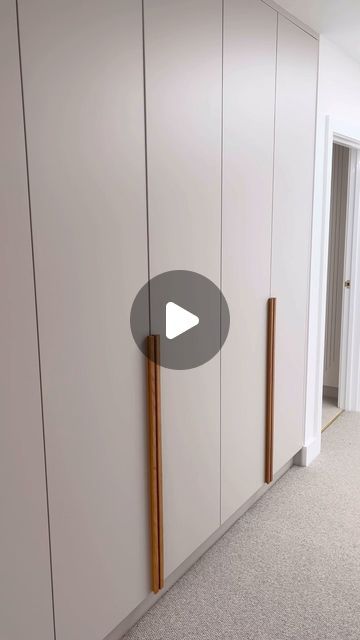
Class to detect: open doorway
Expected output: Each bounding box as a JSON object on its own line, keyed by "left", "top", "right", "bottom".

{"left": 304, "top": 117, "right": 360, "bottom": 465}
{"left": 322, "top": 143, "right": 349, "bottom": 430}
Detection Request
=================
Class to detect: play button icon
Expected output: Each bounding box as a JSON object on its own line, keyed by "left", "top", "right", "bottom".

{"left": 130, "top": 270, "right": 230, "bottom": 370}
{"left": 166, "top": 302, "right": 199, "bottom": 340}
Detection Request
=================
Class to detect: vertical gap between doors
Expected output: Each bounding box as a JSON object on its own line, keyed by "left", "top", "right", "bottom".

{"left": 219, "top": 0, "right": 224, "bottom": 526}
{"left": 142, "top": 0, "right": 152, "bottom": 335}
{"left": 15, "top": 2, "right": 57, "bottom": 638}
{"left": 269, "top": 12, "right": 279, "bottom": 298}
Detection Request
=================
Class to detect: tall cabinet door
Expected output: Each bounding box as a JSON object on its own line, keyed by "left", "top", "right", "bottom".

{"left": 221, "top": 0, "right": 277, "bottom": 522}
{"left": 272, "top": 16, "right": 318, "bottom": 472}
{"left": 144, "top": 0, "right": 222, "bottom": 576}
{"left": 0, "top": 2, "right": 54, "bottom": 639}
{"left": 18, "top": 2, "right": 149, "bottom": 640}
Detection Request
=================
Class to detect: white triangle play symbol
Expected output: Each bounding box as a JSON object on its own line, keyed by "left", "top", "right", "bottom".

{"left": 166, "top": 302, "right": 199, "bottom": 340}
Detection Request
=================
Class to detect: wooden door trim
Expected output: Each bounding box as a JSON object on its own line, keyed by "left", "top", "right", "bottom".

{"left": 147, "top": 335, "right": 164, "bottom": 592}
{"left": 265, "top": 298, "right": 276, "bottom": 484}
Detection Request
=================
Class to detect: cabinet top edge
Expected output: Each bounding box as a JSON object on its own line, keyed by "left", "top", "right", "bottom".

{"left": 260, "top": 0, "right": 319, "bottom": 40}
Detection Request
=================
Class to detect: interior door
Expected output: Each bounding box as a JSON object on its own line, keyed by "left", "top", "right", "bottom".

{"left": 0, "top": 2, "right": 54, "bottom": 638}
{"left": 143, "top": 0, "right": 222, "bottom": 576}
{"left": 17, "top": 2, "right": 150, "bottom": 639}
{"left": 272, "top": 16, "right": 318, "bottom": 472}
{"left": 221, "top": 0, "right": 277, "bottom": 522}
{"left": 324, "top": 144, "right": 349, "bottom": 393}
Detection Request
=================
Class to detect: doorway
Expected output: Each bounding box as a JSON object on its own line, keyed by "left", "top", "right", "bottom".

{"left": 322, "top": 143, "right": 349, "bottom": 430}
{"left": 304, "top": 117, "right": 360, "bottom": 466}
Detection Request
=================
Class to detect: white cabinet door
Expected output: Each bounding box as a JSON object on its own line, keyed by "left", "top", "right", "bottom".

{"left": 272, "top": 16, "right": 318, "bottom": 472}
{"left": 144, "top": 0, "right": 222, "bottom": 576}
{"left": 18, "top": 2, "right": 149, "bottom": 639}
{"left": 221, "top": 0, "right": 277, "bottom": 522}
{"left": 0, "top": 2, "right": 54, "bottom": 639}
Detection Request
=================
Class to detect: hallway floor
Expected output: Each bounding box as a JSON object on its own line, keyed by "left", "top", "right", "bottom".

{"left": 322, "top": 396, "right": 342, "bottom": 431}
{"left": 125, "top": 412, "right": 360, "bottom": 640}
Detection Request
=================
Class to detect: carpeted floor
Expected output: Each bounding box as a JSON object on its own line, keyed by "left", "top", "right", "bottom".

{"left": 124, "top": 411, "right": 360, "bottom": 640}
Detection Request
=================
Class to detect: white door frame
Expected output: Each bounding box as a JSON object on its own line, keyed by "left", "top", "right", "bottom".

{"left": 303, "top": 116, "right": 360, "bottom": 466}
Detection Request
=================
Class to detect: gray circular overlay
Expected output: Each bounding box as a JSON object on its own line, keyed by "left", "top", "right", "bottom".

{"left": 130, "top": 270, "right": 230, "bottom": 370}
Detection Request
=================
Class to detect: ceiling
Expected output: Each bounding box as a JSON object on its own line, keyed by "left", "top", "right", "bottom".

{"left": 276, "top": 0, "right": 360, "bottom": 62}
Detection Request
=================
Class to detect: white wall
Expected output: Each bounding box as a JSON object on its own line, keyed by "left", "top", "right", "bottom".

{"left": 317, "top": 38, "right": 360, "bottom": 122}
{"left": 305, "top": 37, "right": 360, "bottom": 462}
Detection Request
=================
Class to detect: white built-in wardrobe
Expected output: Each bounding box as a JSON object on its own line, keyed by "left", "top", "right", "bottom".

{"left": 1, "top": 1, "right": 318, "bottom": 639}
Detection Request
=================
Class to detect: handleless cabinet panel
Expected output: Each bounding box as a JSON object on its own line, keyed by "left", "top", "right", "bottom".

{"left": 272, "top": 17, "right": 318, "bottom": 472}
{"left": 0, "top": 2, "right": 54, "bottom": 639}
{"left": 17, "top": 2, "right": 149, "bottom": 639}
{"left": 144, "top": 0, "right": 222, "bottom": 576}
{"left": 221, "top": 0, "right": 277, "bottom": 522}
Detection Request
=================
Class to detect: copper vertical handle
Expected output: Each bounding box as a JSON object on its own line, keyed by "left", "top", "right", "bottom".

{"left": 147, "top": 335, "right": 164, "bottom": 592}
{"left": 265, "top": 298, "right": 276, "bottom": 484}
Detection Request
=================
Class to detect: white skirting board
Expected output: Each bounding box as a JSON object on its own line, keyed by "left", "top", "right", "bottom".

{"left": 105, "top": 458, "right": 294, "bottom": 640}
{"left": 294, "top": 434, "right": 321, "bottom": 467}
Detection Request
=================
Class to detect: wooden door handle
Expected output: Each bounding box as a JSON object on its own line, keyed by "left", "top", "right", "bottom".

{"left": 147, "top": 335, "right": 164, "bottom": 592}
{"left": 265, "top": 298, "right": 276, "bottom": 484}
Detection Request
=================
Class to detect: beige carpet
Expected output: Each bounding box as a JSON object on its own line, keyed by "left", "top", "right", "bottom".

{"left": 124, "top": 411, "right": 360, "bottom": 640}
